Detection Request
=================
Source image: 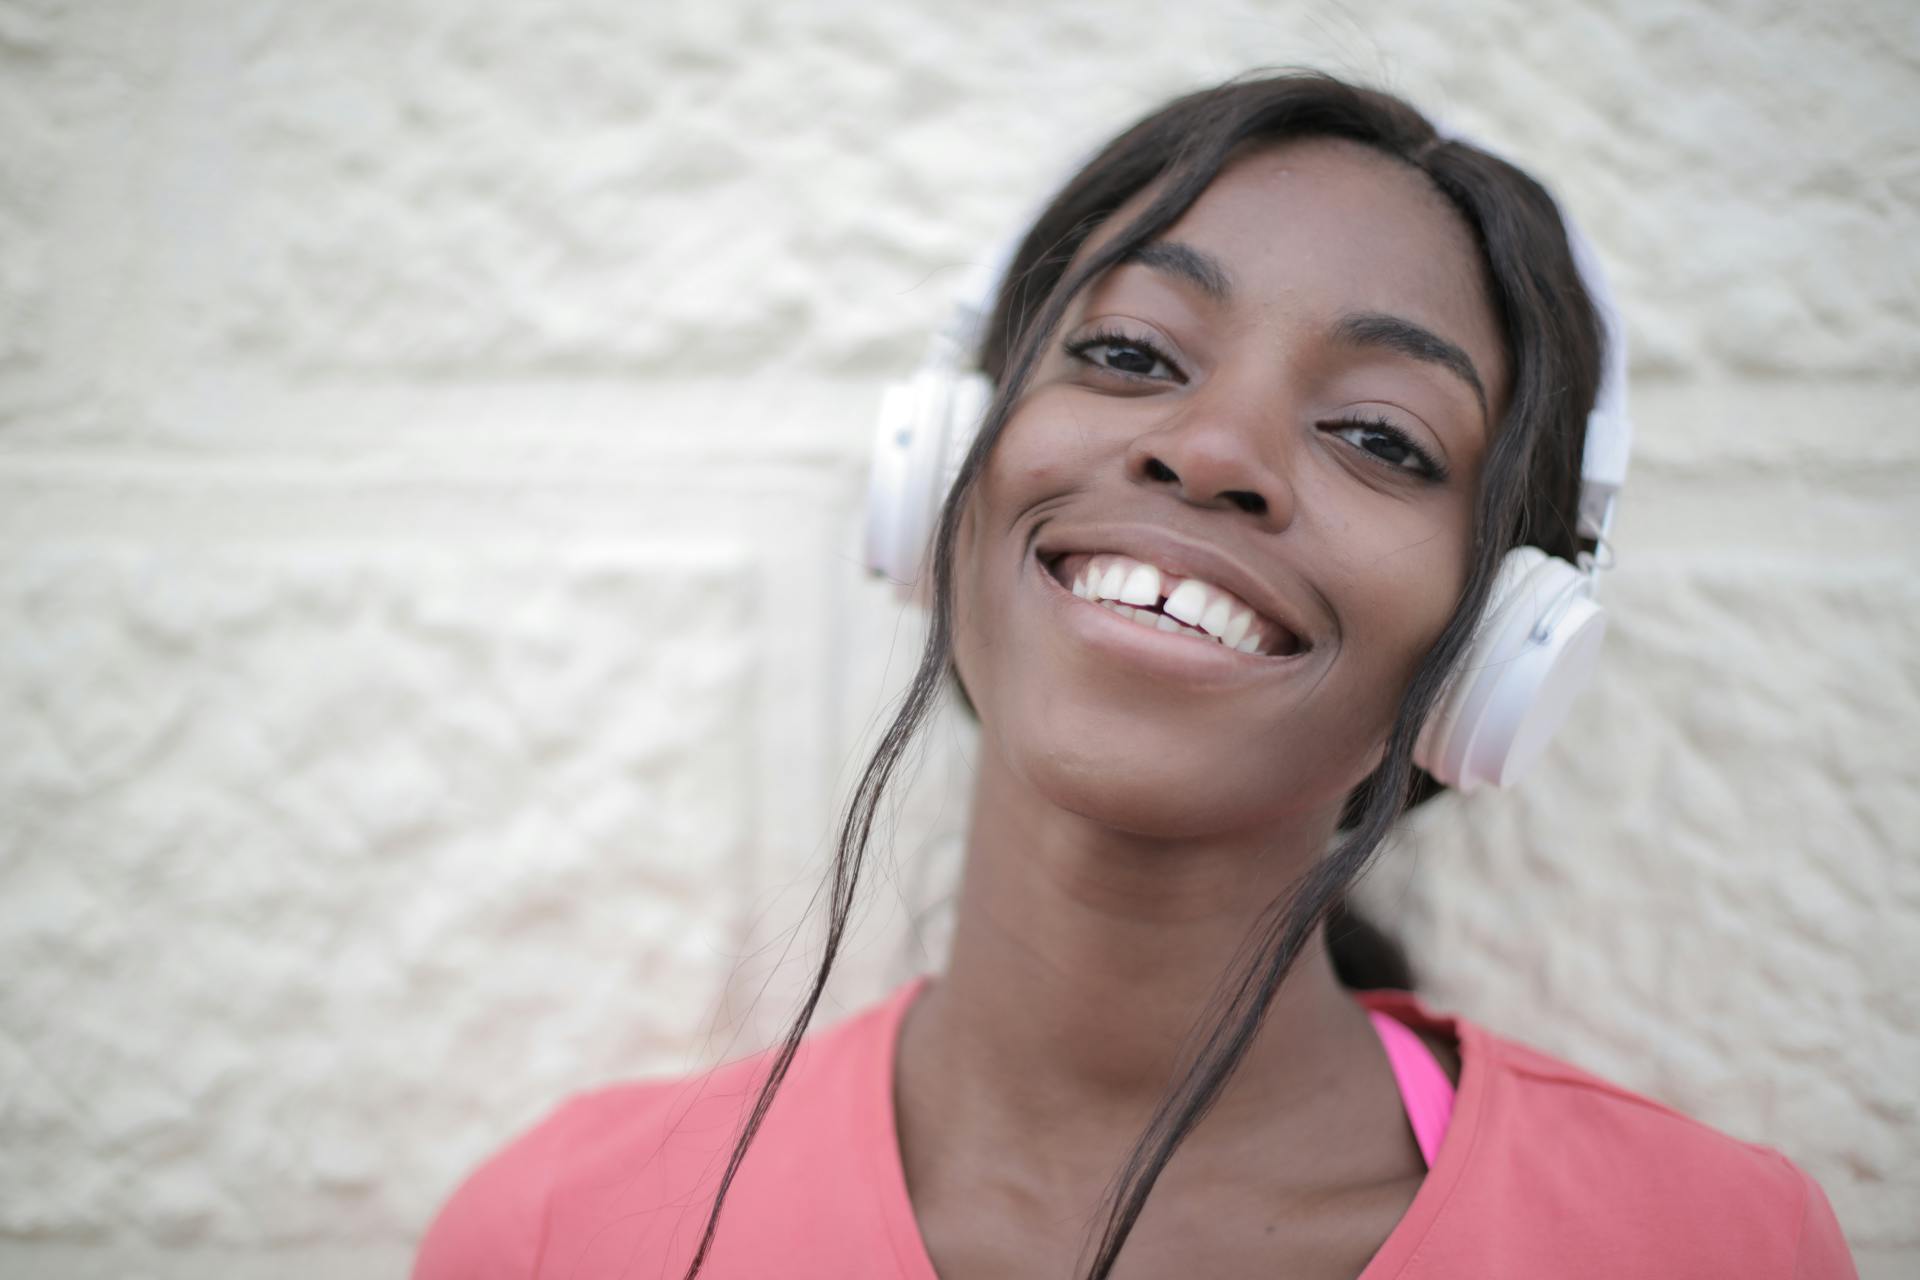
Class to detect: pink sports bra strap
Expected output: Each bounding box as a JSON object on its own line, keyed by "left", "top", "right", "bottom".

{"left": 1366, "top": 1009, "right": 1456, "bottom": 1170}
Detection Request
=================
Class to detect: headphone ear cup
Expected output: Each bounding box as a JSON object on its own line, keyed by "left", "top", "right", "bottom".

{"left": 1414, "top": 546, "right": 1608, "bottom": 791}
{"left": 863, "top": 368, "right": 993, "bottom": 605}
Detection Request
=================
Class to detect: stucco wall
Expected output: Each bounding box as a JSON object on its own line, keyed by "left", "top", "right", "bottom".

{"left": 1, "top": 1, "right": 1914, "bottom": 1275}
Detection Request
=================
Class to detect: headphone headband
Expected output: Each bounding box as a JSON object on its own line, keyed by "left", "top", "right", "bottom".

{"left": 1428, "top": 120, "right": 1631, "bottom": 545}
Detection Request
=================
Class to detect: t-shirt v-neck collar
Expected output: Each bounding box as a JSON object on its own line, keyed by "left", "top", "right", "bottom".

{"left": 856, "top": 974, "right": 1485, "bottom": 1280}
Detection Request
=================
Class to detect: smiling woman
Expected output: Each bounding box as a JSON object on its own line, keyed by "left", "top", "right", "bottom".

{"left": 412, "top": 70, "right": 1857, "bottom": 1280}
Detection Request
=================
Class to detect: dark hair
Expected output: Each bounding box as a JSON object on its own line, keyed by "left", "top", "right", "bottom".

{"left": 681, "top": 68, "right": 1604, "bottom": 1279}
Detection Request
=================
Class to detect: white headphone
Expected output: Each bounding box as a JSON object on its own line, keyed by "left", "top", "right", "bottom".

{"left": 864, "top": 127, "right": 1631, "bottom": 794}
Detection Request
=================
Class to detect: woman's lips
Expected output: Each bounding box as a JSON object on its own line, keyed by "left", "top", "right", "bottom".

{"left": 1032, "top": 548, "right": 1313, "bottom": 683}
{"left": 1043, "top": 551, "right": 1306, "bottom": 657}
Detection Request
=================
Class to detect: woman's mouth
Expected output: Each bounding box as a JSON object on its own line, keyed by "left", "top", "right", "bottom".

{"left": 1040, "top": 550, "right": 1309, "bottom": 660}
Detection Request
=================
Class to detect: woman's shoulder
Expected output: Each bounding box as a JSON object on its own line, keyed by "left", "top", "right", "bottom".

{"left": 1358, "top": 988, "right": 1857, "bottom": 1278}
{"left": 410, "top": 980, "right": 920, "bottom": 1280}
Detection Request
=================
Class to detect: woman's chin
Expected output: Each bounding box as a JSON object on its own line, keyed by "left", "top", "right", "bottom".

{"left": 984, "top": 698, "right": 1366, "bottom": 840}
{"left": 1001, "top": 736, "right": 1265, "bottom": 838}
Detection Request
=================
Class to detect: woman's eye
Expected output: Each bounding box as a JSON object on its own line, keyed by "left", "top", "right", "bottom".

{"left": 1327, "top": 417, "right": 1448, "bottom": 482}
{"left": 1063, "top": 329, "right": 1184, "bottom": 383}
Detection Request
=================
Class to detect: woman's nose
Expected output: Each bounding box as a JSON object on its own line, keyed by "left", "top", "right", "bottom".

{"left": 1123, "top": 409, "right": 1298, "bottom": 529}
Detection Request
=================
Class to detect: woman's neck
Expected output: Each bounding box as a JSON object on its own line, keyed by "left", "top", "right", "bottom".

{"left": 896, "top": 741, "right": 1380, "bottom": 1191}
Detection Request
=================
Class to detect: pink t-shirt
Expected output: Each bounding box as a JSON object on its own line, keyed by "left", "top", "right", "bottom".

{"left": 413, "top": 975, "right": 1857, "bottom": 1279}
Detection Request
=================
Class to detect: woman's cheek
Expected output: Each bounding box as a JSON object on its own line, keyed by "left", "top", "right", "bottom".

{"left": 1378, "top": 554, "right": 1468, "bottom": 694}
{"left": 1317, "top": 518, "right": 1453, "bottom": 689}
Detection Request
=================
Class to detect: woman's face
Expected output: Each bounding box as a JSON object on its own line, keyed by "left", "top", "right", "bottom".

{"left": 950, "top": 137, "right": 1511, "bottom": 839}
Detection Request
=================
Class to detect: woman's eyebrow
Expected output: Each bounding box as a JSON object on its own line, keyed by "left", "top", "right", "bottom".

{"left": 1330, "top": 312, "right": 1489, "bottom": 422}
{"left": 1116, "top": 239, "right": 1233, "bottom": 304}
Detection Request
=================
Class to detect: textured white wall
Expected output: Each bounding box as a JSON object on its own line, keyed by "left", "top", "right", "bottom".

{"left": 1, "top": 0, "right": 1915, "bottom": 1276}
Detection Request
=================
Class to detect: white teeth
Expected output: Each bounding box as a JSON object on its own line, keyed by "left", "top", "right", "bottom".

{"left": 1099, "top": 595, "right": 1240, "bottom": 647}
{"left": 1156, "top": 575, "right": 1265, "bottom": 652}
{"left": 1162, "top": 580, "right": 1208, "bottom": 626}
{"left": 1117, "top": 563, "right": 1160, "bottom": 606}
{"left": 1065, "top": 551, "right": 1298, "bottom": 658}
{"left": 1223, "top": 609, "right": 1252, "bottom": 648}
